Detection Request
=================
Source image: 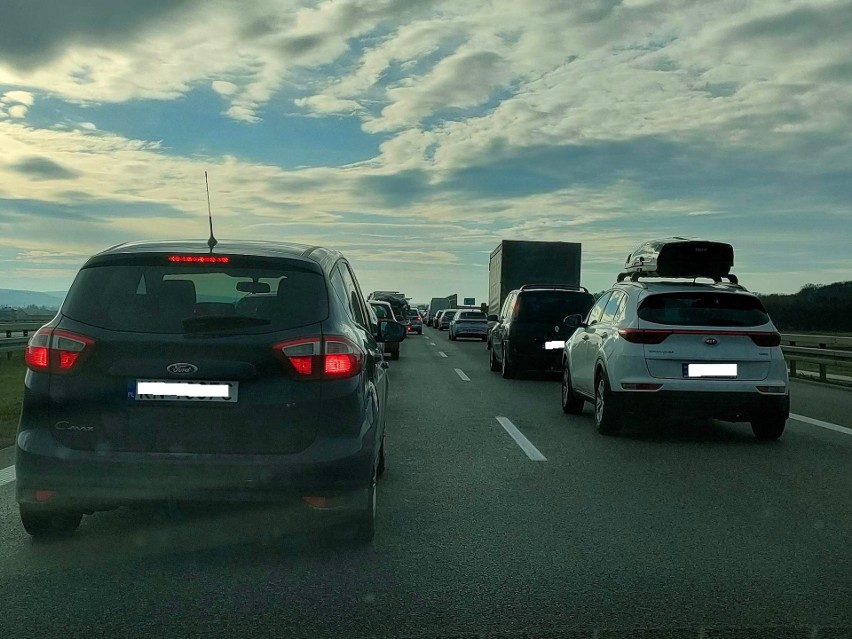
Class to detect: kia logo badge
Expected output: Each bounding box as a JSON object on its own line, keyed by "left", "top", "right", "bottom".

{"left": 704, "top": 338, "right": 718, "bottom": 346}
{"left": 167, "top": 362, "right": 198, "bottom": 374}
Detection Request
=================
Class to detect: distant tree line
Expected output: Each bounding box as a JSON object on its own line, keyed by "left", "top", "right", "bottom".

{"left": 0, "top": 305, "right": 58, "bottom": 322}
{"left": 757, "top": 282, "right": 852, "bottom": 333}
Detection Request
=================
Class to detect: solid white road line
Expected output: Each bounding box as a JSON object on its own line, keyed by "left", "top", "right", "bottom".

{"left": 790, "top": 413, "right": 852, "bottom": 436}
{"left": 0, "top": 465, "right": 15, "bottom": 488}
{"left": 454, "top": 368, "right": 470, "bottom": 382}
{"left": 495, "top": 416, "right": 547, "bottom": 462}
{"left": 429, "top": 342, "right": 436, "bottom": 346}
{"left": 438, "top": 352, "right": 448, "bottom": 358}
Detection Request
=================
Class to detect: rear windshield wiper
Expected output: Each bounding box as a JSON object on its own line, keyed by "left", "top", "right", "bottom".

{"left": 181, "top": 315, "right": 271, "bottom": 332}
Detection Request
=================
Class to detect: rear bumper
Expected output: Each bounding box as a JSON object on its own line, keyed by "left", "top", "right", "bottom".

{"left": 509, "top": 344, "right": 563, "bottom": 371}
{"left": 15, "top": 427, "right": 376, "bottom": 509}
{"left": 609, "top": 389, "right": 790, "bottom": 422}
{"left": 453, "top": 327, "right": 488, "bottom": 338}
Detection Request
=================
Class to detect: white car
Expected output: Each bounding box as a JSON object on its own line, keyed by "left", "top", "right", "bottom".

{"left": 560, "top": 278, "right": 789, "bottom": 439}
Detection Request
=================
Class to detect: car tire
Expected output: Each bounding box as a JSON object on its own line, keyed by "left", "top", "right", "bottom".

{"left": 376, "top": 438, "right": 386, "bottom": 477}
{"left": 449, "top": 331, "right": 455, "bottom": 340}
{"left": 489, "top": 344, "right": 500, "bottom": 372}
{"left": 751, "top": 417, "right": 786, "bottom": 441}
{"left": 561, "top": 362, "right": 585, "bottom": 415}
{"left": 501, "top": 347, "right": 516, "bottom": 379}
{"left": 389, "top": 349, "right": 399, "bottom": 361}
{"left": 20, "top": 506, "right": 82, "bottom": 539}
{"left": 594, "top": 373, "right": 622, "bottom": 436}
{"left": 350, "top": 473, "right": 376, "bottom": 546}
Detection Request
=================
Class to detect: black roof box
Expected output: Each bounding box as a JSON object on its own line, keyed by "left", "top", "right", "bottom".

{"left": 619, "top": 237, "right": 735, "bottom": 281}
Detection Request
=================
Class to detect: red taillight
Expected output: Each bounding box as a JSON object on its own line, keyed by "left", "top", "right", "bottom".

{"left": 618, "top": 328, "right": 672, "bottom": 344}
{"left": 167, "top": 255, "right": 230, "bottom": 263}
{"left": 273, "top": 336, "right": 363, "bottom": 380}
{"left": 25, "top": 328, "right": 94, "bottom": 374}
{"left": 748, "top": 332, "right": 781, "bottom": 347}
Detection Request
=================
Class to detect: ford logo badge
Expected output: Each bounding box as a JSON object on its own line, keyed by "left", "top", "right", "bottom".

{"left": 704, "top": 338, "right": 718, "bottom": 346}
{"left": 167, "top": 362, "right": 198, "bottom": 374}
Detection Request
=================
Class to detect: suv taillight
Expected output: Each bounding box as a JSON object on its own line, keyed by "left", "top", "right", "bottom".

{"left": 25, "top": 328, "right": 95, "bottom": 374}
{"left": 617, "top": 328, "right": 672, "bottom": 344}
{"left": 273, "top": 336, "right": 364, "bottom": 380}
{"left": 748, "top": 332, "right": 781, "bottom": 347}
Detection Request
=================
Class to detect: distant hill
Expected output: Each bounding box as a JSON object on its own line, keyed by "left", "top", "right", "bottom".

{"left": 758, "top": 281, "right": 852, "bottom": 332}
{"left": 0, "top": 289, "right": 66, "bottom": 310}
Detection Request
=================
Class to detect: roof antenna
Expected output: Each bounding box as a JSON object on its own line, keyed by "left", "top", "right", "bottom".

{"left": 205, "top": 170, "right": 218, "bottom": 252}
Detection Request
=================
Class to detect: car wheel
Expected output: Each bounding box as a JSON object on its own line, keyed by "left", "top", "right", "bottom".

{"left": 20, "top": 506, "right": 82, "bottom": 539}
{"left": 501, "top": 347, "right": 516, "bottom": 379}
{"left": 489, "top": 345, "right": 500, "bottom": 371}
{"left": 350, "top": 472, "right": 376, "bottom": 546}
{"left": 449, "top": 330, "right": 455, "bottom": 340}
{"left": 594, "top": 373, "right": 622, "bottom": 436}
{"left": 390, "top": 349, "right": 399, "bottom": 360}
{"left": 751, "top": 417, "right": 786, "bottom": 441}
{"left": 376, "top": 438, "right": 386, "bottom": 477}
{"left": 561, "top": 362, "right": 585, "bottom": 415}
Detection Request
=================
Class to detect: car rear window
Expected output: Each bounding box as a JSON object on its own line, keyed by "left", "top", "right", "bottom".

{"left": 638, "top": 292, "right": 770, "bottom": 327}
{"left": 459, "top": 312, "right": 486, "bottom": 320}
{"left": 514, "top": 291, "right": 594, "bottom": 323}
{"left": 62, "top": 259, "right": 329, "bottom": 334}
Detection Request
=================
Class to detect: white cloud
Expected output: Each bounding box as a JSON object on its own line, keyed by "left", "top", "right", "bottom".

{"left": 8, "top": 104, "right": 28, "bottom": 118}
{"left": 294, "top": 94, "right": 361, "bottom": 115}
{"left": 211, "top": 81, "right": 238, "bottom": 97}
{"left": 2, "top": 90, "right": 34, "bottom": 106}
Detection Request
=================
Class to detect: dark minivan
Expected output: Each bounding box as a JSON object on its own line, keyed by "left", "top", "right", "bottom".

{"left": 16, "top": 240, "right": 405, "bottom": 542}
{"left": 489, "top": 284, "right": 594, "bottom": 378}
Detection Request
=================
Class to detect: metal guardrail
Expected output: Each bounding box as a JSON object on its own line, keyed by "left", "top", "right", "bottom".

{"left": 0, "top": 322, "right": 45, "bottom": 359}
{"left": 780, "top": 334, "right": 852, "bottom": 383}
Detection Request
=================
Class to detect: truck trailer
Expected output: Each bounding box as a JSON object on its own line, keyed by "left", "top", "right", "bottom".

{"left": 488, "top": 240, "right": 582, "bottom": 316}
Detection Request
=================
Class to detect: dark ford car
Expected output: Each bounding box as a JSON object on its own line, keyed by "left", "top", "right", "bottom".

{"left": 15, "top": 240, "right": 405, "bottom": 542}
{"left": 489, "top": 284, "right": 594, "bottom": 378}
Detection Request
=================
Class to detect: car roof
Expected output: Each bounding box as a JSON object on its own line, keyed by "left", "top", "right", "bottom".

{"left": 369, "top": 300, "right": 393, "bottom": 308}
{"left": 94, "top": 239, "right": 342, "bottom": 271}
{"left": 613, "top": 279, "right": 757, "bottom": 298}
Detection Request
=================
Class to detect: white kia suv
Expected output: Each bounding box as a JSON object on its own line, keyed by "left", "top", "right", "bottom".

{"left": 560, "top": 279, "right": 789, "bottom": 439}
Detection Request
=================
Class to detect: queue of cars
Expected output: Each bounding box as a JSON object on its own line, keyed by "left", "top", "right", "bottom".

{"left": 429, "top": 237, "right": 791, "bottom": 442}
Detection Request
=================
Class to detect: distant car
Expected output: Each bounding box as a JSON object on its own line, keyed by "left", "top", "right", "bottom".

{"left": 432, "top": 310, "right": 446, "bottom": 328}
{"left": 438, "top": 309, "right": 459, "bottom": 330}
{"left": 489, "top": 284, "right": 594, "bottom": 378}
{"left": 406, "top": 309, "right": 423, "bottom": 335}
{"left": 561, "top": 277, "right": 789, "bottom": 439}
{"left": 369, "top": 300, "right": 401, "bottom": 360}
{"left": 449, "top": 310, "right": 488, "bottom": 341}
{"left": 15, "top": 239, "right": 407, "bottom": 542}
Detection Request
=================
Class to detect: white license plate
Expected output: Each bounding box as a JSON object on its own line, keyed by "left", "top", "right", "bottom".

{"left": 684, "top": 364, "right": 737, "bottom": 378}
{"left": 544, "top": 340, "right": 565, "bottom": 350}
{"left": 133, "top": 380, "right": 239, "bottom": 402}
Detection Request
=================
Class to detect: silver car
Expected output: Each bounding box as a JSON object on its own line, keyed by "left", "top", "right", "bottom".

{"left": 449, "top": 310, "right": 489, "bottom": 341}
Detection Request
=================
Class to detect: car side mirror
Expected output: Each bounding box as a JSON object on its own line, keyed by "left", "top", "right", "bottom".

{"left": 563, "top": 314, "right": 584, "bottom": 329}
{"left": 487, "top": 314, "right": 498, "bottom": 322}
{"left": 378, "top": 320, "right": 406, "bottom": 343}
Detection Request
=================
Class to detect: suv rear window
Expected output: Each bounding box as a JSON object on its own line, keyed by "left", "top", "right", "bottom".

{"left": 638, "top": 292, "right": 769, "bottom": 327}
{"left": 63, "top": 260, "right": 328, "bottom": 334}
{"left": 370, "top": 303, "right": 390, "bottom": 319}
{"left": 514, "top": 291, "right": 594, "bottom": 323}
{"left": 459, "top": 312, "right": 486, "bottom": 320}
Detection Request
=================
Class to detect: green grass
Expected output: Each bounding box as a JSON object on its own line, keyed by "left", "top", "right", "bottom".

{"left": 0, "top": 352, "right": 26, "bottom": 448}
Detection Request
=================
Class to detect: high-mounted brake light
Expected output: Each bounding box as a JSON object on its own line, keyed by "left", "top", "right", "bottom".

{"left": 167, "top": 255, "right": 230, "bottom": 263}
{"left": 272, "top": 336, "right": 364, "bottom": 380}
{"left": 25, "top": 328, "right": 95, "bottom": 374}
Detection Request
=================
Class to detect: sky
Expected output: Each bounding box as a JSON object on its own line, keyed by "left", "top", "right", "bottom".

{"left": 0, "top": 0, "right": 850, "bottom": 304}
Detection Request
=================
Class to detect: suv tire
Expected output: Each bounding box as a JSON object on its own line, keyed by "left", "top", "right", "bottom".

{"left": 594, "top": 373, "right": 622, "bottom": 436}
{"left": 501, "top": 346, "right": 517, "bottom": 379}
{"left": 751, "top": 417, "right": 786, "bottom": 441}
{"left": 489, "top": 346, "right": 500, "bottom": 372}
{"left": 561, "top": 362, "right": 585, "bottom": 415}
{"left": 20, "top": 506, "right": 82, "bottom": 539}
{"left": 350, "top": 474, "right": 376, "bottom": 546}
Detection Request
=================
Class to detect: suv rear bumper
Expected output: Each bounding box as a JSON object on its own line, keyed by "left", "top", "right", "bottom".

{"left": 609, "top": 389, "right": 790, "bottom": 422}
{"left": 15, "top": 427, "right": 376, "bottom": 509}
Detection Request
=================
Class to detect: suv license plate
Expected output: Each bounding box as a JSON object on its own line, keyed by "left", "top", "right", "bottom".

{"left": 683, "top": 364, "right": 737, "bottom": 378}
{"left": 133, "top": 380, "right": 239, "bottom": 402}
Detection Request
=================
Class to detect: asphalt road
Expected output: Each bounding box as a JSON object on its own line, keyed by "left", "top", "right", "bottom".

{"left": 1, "top": 327, "right": 851, "bottom": 638}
